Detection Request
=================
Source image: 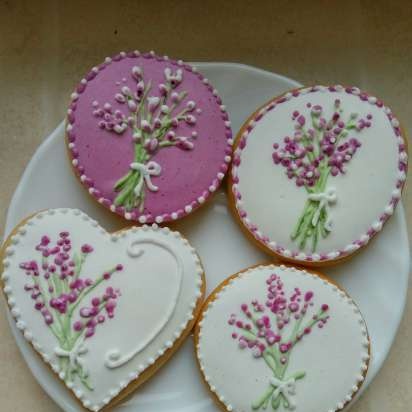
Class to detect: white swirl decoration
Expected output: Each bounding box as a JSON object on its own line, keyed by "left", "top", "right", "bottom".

{"left": 104, "top": 237, "right": 183, "bottom": 369}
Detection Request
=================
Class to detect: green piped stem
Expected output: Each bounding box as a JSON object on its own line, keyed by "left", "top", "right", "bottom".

{"left": 290, "top": 163, "right": 331, "bottom": 252}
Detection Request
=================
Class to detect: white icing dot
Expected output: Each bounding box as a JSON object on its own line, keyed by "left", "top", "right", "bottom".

{"left": 105, "top": 57, "right": 112, "bottom": 63}
{"left": 368, "top": 96, "right": 377, "bottom": 104}
{"left": 344, "top": 243, "right": 358, "bottom": 253}
{"left": 155, "top": 215, "right": 164, "bottom": 224}
{"left": 385, "top": 205, "right": 394, "bottom": 215}
{"left": 198, "top": 196, "right": 205, "bottom": 204}
{"left": 327, "top": 251, "right": 339, "bottom": 259}
{"left": 372, "top": 221, "right": 383, "bottom": 231}
{"left": 202, "top": 78, "right": 209, "bottom": 84}
{"left": 209, "top": 185, "right": 216, "bottom": 192}
{"left": 224, "top": 155, "right": 231, "bottom": 163}
{"left": 392, "top": 188, "right": 401, "bottom": 199}
{"left": 124, "top": 212, "right": 132, "bottom": 220}
{"left": 138, "top": 215, "right": 147, "bottom": 224}
{"left": 184, "top": 205, "right": 193, "bottom": 213}
{"left": 391, "top": 118, "right": 400, "bottom": 127}
{"left": 217, "top": 172, "right": 225, "bottom": 180}
{"left": 398, "top": 171, "right": 406, "bottom": 181}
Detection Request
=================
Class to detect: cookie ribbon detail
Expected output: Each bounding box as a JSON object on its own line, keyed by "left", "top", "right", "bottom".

{"left": 308, "top": 187, "right": 337, "bottom": 231}
{"left": 130, "top": 161, "right": 162, "bottom": 194}
{"left": 269, "top": 376, "right": 297, "bottom": 410}
{"left": 55, "top": 342, "right": 89, "bottom": 379}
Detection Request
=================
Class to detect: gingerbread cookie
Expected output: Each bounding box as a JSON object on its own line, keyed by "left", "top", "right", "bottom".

{"left": 229, "top": 85, "right": 408, "bottom": 264}
{"left": 1, "top": 209, "right": 205, "bottom": 411}
{"left": 66, "top": 51, "right": 232, "bottom": 224}
{"left": 195, "top": 264, "right": 370, "bottom": 412}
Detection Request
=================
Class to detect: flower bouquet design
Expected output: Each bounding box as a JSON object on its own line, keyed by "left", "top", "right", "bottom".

{"left": 272, "top": 100, "right": 372, "bottom": 251}
{"left": 20, "top": 231, "right": 123, "bottom": 390}
{"left": 228, "top": 273, "right": 330, "bottom": 410}
{"left": 92, "top": 66, "right": 199, "bottom": 211}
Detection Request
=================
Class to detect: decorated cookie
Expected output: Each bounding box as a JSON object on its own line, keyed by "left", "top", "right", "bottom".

{"left": 229, "top": 85, "right": 408, "bottom": 264}
{"left": 0, "top": 209, "right": 204, "bottom": 411}
{"left": 66, "top": 50, "right": 232, "bottom": 223}
{"left": 195, "top": 264, "right": 370, "bottom": 412}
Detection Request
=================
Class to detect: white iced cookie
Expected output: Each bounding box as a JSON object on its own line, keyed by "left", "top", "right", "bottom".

{"left": 1, "top": 208, "right": 204, "bottom": 411}
{"left": 229, "top": 85, "right": 408, "bottom": 264}
{"left": 195, "top": 264, "right": 370, "bottom": 412}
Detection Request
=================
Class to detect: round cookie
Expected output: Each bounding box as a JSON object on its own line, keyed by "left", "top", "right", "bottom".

{"left": 229, "top": 85, "right": 408, "bottom": 265}
{"left": 195, "top": 264, "right": 370, "bottom": 412}
{"left": 0, "top": 208, "right": 205, "bottom": 411}
{"left": 66, "top": 50, "right": 232, "bottom": 224}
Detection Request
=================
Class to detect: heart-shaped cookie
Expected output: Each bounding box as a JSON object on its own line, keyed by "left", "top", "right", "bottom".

{"left": 1, "top": 208, "right": 204, "bottom": 411}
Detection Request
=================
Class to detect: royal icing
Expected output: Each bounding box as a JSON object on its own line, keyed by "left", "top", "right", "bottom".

{"left": 1, "top": 209, "right": 204, "bottom": 411}
{"left": 231, "top": 86, "right": 407, "bottom": 262}
{"left": 66, "top": 51, "right": 232, "bottom": 223}
{"left": 196, "top": 265, "right": 370, "bottom": 412}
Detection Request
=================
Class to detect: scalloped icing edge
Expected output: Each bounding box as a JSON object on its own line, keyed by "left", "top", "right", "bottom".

{"left": 195, "top": 264, "right": 370, "bottom": 412}
{"left": 1, "top": 208, "right": 204, "bottom": 411}
{"left": 230, "top": 85, "right": 408, "bottom": 263}
{"left": 66, "top": 50, "right": 233, "bottom": 224}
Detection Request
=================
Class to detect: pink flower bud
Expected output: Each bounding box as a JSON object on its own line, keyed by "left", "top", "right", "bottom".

{"left": 127, "top": 100, "right": 137, "bottom": 112}
{"left": 131, "top": 65, "right": 142, "bottom": 80}
{"left": 115, "top": 93, "right": 126, "bottom": 103}
{"left": 121, "top": 86, "right": 131, "bottom": 96}
{"left": 171, "top": 92, "right": 179, "bottom": 103}
{"left": 158, "top": 83, "right": 168, "bottom": 96}
{"left": 73, "top": 321, "right": 83, "bottom": 331}
{"left": 148, "top": 96, "right": 160, "bottom": 112}
{"left": 81, "top": 244, "right": 94, "bottom": 254}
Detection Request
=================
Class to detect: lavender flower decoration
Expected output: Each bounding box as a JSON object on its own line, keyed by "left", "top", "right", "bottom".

{"left": 272, "top": 100, "right": 372, "bottom": 251}
{"left": 229, "top": 273, "right": 330, "bottom": 410}
{"left": 20, "top": 231, "right": 123, "bottom": 390}
{"left": 92, "top": 66, "right": 199, "bottom": 211}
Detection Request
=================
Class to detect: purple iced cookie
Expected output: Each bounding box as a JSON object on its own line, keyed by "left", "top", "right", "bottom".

{"left": 66, "top": 51, "right": 232, "bottom": 223}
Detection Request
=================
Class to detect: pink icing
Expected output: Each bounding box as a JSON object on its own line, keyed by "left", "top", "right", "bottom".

{"left": 68, "top": 52, "right": 231, "bottom": 221}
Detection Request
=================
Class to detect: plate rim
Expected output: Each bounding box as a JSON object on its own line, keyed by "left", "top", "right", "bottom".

{"left": 2, "top": 61, "right": 410, "bottom": 412}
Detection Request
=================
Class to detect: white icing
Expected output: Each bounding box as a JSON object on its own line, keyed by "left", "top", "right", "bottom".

{"left": 55, "top": 340, "right": 89, "bottom": 379}
{"left": 307, "top": 187, "right": 337, "bottom": 231}
{"left": 197, "top": 265, "right": 369, "bottom": 412}
{"left": 269, "top": 376, "right": 297, "bottom": 410}
{"left": 234, "top": 88, "right": 404, "bottom": 257}
{"left": 2, "top": 209, "right": 203, "bottom": 411}
{"left": 129, "top": 160, "right": 162, "bottom": 193}
{"left": 105, "top": 238, "right": 183, "bottom": 368}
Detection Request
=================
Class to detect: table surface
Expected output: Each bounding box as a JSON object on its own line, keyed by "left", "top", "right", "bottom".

{"left": 0, "top": 1, "right": 410, "bottom": 411}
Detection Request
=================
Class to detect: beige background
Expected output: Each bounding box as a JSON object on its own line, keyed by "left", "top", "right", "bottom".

{"left": 0, "top": 0, "right": 411, "bottom": 411}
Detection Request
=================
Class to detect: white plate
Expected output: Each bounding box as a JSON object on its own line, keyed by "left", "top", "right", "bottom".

{"left": 3, "top": 63, "right": 410, "bottom": 412}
